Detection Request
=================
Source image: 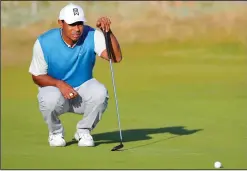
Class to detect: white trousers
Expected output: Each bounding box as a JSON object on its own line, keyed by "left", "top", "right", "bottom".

{"left": 37, "top": 78, "right": 109, "bottom": 135}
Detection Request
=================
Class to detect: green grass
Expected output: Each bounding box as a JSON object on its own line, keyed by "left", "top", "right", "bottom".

{"left": 1, "top": 41, "right": 247, "bottom": 169}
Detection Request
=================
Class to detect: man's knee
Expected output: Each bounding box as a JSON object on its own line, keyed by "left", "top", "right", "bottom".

{"left": 90, "top": 84, "right": 109, "bottom": 104}
{"left": 38, "top": 87, "right": 66, "bottom": 113}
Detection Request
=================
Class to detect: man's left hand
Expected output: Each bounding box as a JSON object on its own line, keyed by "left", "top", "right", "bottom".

{"left": 96, "top": 17, "right": 111, "bottom": 32}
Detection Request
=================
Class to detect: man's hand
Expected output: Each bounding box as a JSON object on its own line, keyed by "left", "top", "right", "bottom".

{"left": 95, "top": 16, "right": 122, "bottom": 63}
{"left": 96, "top": 16, "right": 111, "bottom": 32}
{"left": 56, "top": 80, "right": 78, "bottom": 99}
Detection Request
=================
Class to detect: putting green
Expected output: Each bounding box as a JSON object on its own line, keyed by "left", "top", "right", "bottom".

{"left": 1, "top": 41, "right": 247, "bottom": 169}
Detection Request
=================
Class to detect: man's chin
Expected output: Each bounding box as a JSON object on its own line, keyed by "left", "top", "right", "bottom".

{"left": 72, "top": 38, "right": 79, "bottom": 41}
{"left": 71, "top": 37, "right": 79, "bottom": 42}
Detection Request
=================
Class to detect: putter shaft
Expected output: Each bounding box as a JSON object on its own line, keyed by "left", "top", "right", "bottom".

{"left": 103, "top": 31, "right": 124, "bottom": 151}
{"left": 109, "top": 58, "right": 123, "bottom": 142}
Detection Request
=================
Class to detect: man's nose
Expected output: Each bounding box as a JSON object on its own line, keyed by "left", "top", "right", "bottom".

{"left": 74, "top": 25, "right": 80, "bottom": 31}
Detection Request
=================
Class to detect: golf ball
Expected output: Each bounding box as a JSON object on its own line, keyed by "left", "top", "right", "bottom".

{"left": 214, "top": 161, "right": 222, "bottom": 168}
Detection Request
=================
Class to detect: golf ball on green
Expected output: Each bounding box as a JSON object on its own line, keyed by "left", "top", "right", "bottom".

{"left": 214, "top": 161, "right": 222, "bottom": 168}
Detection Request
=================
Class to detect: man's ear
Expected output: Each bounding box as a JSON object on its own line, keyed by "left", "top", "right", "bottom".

{"left": 58, "top": 20, "right": 63, "bottom": 28}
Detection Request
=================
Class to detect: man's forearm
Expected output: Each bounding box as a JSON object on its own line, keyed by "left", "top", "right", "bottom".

{"left": 109, "top": 31, "right": 122, "bottom": 62}
{"left": 32, "top": 74, "right": 62, "bottom": 87}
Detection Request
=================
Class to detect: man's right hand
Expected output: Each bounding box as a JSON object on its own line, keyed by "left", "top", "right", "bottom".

{"left": 56, "top": 80, "right": 78, "bottom": 99}
{"left": 31, "top": 74, "right": 78, "bottom": 99}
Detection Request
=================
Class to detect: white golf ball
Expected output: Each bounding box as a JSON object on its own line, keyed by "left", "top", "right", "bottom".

{"left": 214, "top": 161, "right": 222, "bottom": 168}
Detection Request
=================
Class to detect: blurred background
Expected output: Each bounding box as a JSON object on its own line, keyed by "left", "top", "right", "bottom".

{"left": 1, "top": 1, "right": 247, "bottom": 65}
{"left": 1, "top": 1, "right": 247, "bottom": 169}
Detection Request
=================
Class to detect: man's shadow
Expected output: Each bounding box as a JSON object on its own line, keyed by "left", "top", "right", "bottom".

{"left": 67, "top": 126, "right": 203, "bottom": 149}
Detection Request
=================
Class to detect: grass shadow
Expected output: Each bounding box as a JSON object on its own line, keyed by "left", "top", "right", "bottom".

{"left": 66, "top": 126, "right": 203, "bottom": 147}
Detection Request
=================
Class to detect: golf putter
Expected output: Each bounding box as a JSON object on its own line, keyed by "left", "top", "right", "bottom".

{"left": 103, "top": 30, "right": 124, "bottom": 151}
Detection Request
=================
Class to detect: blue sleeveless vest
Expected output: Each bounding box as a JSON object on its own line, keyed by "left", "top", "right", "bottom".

{"left": 38, "top": 26, "right": 96, "bottom": 88}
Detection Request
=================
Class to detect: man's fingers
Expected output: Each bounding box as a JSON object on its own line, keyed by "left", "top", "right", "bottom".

{"left": 65, "top": 92, "right": 73, "bottom": 99}
{"left": 106, "top": 17, "right": 111, "bottom": 25}
{"left": 57, "top": 81, "right": 78, "bottom": 99}
{"left": 97, "top": 17, "right": 111, "bottom": 32}
{"left": 62, "top": 90, "right": 77, "bottom": 99}
{"left": 72, "top": 90, "right": 78, "bottom": 97}
{"left": 105, "top": 17, "right": 111, "bottom": 32}
{"left": 69, "top": 92, "right": 74, "bottom": 98}
{"left": 68, "top": 90, "right": 78, "bottom": 99}
{"left": 64, "top": 94, "right": 70, "bottom": 99}
{"left": 101, "top": 23, "right": 106, "bottom": 31}
{"left": 61, "top": 90, "right": 70, "bottom": 99}
{"left": 96, "top": 21, "right": 101, "bottom": 27}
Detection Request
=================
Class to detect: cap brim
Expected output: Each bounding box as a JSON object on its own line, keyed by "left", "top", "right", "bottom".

{"left": 64, "top": 18, "right": 87, "bottom": 24}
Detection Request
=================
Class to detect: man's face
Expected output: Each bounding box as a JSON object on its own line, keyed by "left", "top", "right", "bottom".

{"left": 59, "top": 20, "right": 84, "bottom": 42}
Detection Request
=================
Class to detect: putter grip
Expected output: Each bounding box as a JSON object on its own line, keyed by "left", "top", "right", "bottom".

{"left": 103, "top": 31, "right": 116, "bottom": 62}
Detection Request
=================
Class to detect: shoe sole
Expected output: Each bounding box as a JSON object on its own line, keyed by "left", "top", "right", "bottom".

{"left": 49, "top": 143, "right": 66, "bottom": 147}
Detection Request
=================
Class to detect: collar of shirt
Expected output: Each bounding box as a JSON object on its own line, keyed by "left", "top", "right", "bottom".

{"left": 60, "top": 29, "right": 78, "bottom": 48}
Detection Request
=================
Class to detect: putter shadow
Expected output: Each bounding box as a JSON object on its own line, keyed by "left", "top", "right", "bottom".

{"left": 66, "top": 126, "right": 203, "bottom": 147}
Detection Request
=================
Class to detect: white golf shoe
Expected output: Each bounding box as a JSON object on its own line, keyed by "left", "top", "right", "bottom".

{"left": 48, "top": 133, "right": 66, "bottom": 147}
{"left": 74, "top": 132, "right": 95, "bottom": 147}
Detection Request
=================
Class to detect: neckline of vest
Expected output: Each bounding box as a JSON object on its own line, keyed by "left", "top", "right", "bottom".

{"left": 59, "top": 28, "right": 78, "bottom": 48}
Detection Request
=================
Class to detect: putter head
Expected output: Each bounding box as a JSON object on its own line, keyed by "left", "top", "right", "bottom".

{"left": 111, "top": 143, "right": 124, "bottom": 151}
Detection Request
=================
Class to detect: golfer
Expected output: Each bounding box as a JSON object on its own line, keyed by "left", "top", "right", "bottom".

{"left": 29, "top": 3, "right": 122, "bottom": 147}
